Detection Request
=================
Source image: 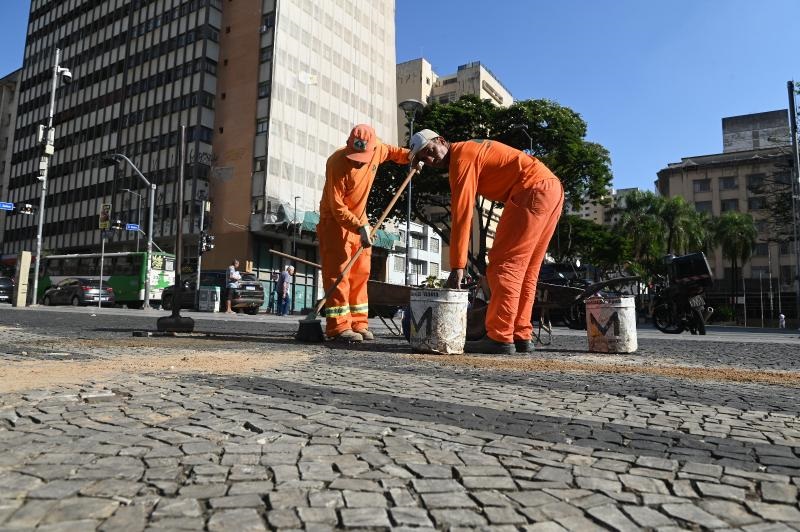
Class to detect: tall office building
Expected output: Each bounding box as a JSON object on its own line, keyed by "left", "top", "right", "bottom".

{"left": 0, "top": 69, "right": 21, "bottom": 251}
{"left": 396, "top": 57, "right": 513, "bottom": 142}
{"left": 4, "top": 0, "right": 398, "bottom": 309}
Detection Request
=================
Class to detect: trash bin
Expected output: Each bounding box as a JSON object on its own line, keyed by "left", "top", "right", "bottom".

{"left": 585, "top": 295, "right": 637, "bottom": 353}
{"left": 197, "top": 286, "right": 220, "bottom": 312}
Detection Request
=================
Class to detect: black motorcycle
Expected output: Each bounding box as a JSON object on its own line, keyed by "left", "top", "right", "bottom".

{"left": 650, "top": 253, "right": 714, "bottom": 335}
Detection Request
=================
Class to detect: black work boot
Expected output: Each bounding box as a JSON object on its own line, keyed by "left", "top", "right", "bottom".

{"left": 464, "top": 335, "right": 514, "bottom": 355}
{"left": 514, "top": 339, "right": 533, "bottom": 353}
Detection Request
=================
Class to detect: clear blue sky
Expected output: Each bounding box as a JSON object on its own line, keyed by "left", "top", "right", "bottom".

{"left": 2, "top": 1, "right": 799, "bottom": 191}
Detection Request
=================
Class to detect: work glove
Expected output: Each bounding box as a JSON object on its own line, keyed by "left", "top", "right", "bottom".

{"left": 359, "top": 225, "right": 373, "bottom": 248}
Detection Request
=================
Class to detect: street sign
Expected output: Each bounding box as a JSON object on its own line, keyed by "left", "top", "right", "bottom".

{"left": 125, "top": 223, "right": 140, "bottom": 231}
{"left": 0, "top": 202, "right": 13, "bottom": 211}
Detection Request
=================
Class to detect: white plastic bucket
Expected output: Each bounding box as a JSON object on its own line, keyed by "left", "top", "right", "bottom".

{"left": 585, "top": 295, "right": 637, "bottom": 353}
{"left": 409, "top": 288, "right": 469, "bottom": 354}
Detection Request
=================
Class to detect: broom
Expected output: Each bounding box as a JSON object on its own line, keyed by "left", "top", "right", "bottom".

{"left": 296, "top": 162, "right": 424, "bottom": 342}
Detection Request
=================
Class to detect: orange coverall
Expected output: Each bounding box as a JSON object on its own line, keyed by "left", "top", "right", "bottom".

{"left": 449, "top": 140, "right": 564, "bottom": 344}
{"left": 318, "top": 143, "right": 409, "bottom": 337}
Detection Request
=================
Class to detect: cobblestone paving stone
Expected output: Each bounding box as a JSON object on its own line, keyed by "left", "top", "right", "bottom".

{"left": 0, "top": 310, "right": 799, "bottom": 531}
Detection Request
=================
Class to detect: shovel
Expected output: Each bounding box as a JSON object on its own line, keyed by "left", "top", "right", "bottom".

{"left": 296, "top": 162, "right": 424, "bottom": 342}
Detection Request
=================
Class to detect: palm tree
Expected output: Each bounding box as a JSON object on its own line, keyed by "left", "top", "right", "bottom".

{"left": 713, "top": 211, "right": 758, "bottom": 307}
{"left": 656, "top": 196, "right": 708, "bottom": 255}
{"left": 612, "top": 190, "right": 664, "bottom": 266}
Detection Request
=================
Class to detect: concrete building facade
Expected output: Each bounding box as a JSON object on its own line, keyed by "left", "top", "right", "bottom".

{"left": 396, "top": 57, "right": 513, "bottom": 143}
{"left": 656, "top": 110, "right": 797, "bottom": 318}
{"left": 0, "top": 69, "right": 21, "bottom": 249}
{"left": 4, "top": 0, "right": 399, "bottom": 311}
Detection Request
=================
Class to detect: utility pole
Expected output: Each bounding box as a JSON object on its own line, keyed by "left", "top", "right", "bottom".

{"left": 32, "top": 48, "right": 72, "bottom": 305}
{"left": 786, "top": 81, "right": 800, "bottom": 327}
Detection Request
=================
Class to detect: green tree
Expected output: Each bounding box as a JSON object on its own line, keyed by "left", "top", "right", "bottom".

{"left": 713, "top": 211, "right": 758, "bottom": 304}
{"left": 611, "top": 190, "right": 664, "bottom": 270}
{"left": 370, "top": 96, "right": 613, "bottom": 276}
{"left": 551, "top": 214, "right": 631, "bottom": 273}
{"left": 656, "top": 196, "right": 709, "bottom": 255}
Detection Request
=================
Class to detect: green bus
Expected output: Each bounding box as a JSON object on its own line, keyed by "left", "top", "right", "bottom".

{"left": 38, "top": 251, "right": 176, "bottom": 308}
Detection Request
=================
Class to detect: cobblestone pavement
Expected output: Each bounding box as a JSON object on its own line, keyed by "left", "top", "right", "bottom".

{"left": 1, "top": 307, "right": 799, "bottom": 531}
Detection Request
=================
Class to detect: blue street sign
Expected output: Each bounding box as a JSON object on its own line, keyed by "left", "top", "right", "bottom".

{"left": 0, "top": 202, "right": 13, "bottom": 211}
{"left": 125, "top": 223, "right": 140, "bottom": 231}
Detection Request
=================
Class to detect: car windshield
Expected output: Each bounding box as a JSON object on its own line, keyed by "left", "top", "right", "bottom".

{"left": 0, "top": 278, "right": 12, "bottom": 287}
{"left": 240, "top": 273, "right": 258, "bottom": 282}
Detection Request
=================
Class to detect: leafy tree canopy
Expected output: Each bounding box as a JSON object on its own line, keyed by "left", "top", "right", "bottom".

{"left": 368, "top": 95, "right": 614, "bottom": 275}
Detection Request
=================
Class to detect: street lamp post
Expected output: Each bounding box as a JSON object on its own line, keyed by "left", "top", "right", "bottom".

{"left": 398, "top": 99, "right": 424, "bottom": 286}
{"left": 31, "top": 48, "right": 72, "bottom": 305}
{"left": 292, "top": 195, "right": 300, "bottom": 314}
{"left": 102, "top": 154, "right": 156, "bottom": 309}
{"left": 122, "top": 188, "right": 142, "bottom": 252}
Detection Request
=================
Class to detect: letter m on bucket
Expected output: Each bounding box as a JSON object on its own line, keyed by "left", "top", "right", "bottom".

{"left": 589, "top": 311, "right": 620, "bottom": 336}
{"left": 410, "top": 306, "right": 433, "bottom": 336}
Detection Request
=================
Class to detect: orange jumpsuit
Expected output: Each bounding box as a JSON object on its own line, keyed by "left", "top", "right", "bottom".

{"left": 449, "top": 140, "right": 564, "bottom": 344}
{"left": 318, "top": 143, "right": 409, "bottom": 337}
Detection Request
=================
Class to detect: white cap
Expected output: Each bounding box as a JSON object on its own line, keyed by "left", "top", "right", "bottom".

{"left": 409, "top": 129, "right": 441, "bottom": 159}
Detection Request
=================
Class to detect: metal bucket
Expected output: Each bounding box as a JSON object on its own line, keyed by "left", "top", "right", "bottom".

{"left": 409, "top": 288, "right": 469, "bottom": 354}
{"left": 585, "top": 295, "right": 637, "bottom": 353}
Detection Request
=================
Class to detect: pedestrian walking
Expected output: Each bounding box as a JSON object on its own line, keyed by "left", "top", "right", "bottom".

{"left": 277, "top": 265, "right": 295, "bottom": 316}
{"left": 225, "top": 259, "right": 241, "bottom": 314}
{"left": 779, "top": 312, "right": 786, "bottom": 329}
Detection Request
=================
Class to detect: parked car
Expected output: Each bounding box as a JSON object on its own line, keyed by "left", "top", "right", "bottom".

{"left": 161, "top": 271, "right": 264, "bottom": 314}
{"left": 0, "top": 277, "right": 14, "bottom": 303}
{"left": 42, "top": 277, "right": 115, "bottom": 306}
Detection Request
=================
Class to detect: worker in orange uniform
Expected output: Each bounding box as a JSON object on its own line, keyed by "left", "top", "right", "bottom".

{"left": 410, "top": 130, "right": 564, "bottom": 354}
{"left": 318, "top": 124, "right": 410, "bottom": 343}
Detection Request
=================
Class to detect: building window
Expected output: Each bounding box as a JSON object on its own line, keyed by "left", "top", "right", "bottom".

{"left": 694, "top": 201, "right": 712, "bottom": 214}
{"left": 258, "top": 82, "right": 271, "bottom": 98}
{"left": 411, "top": 234, "right": 424, "bottom": 249}
{"left": 720, "top": 176, "right": 738, "bottom": 190}
{"left": 781, "top": 241, "right": 794, "bottom": 255}
{"left": 693, "top": 179, "right": 710, "bottom": 193}
{"left": 256, "top": 119, "right": 268, "bottom": 135}
{"left": 747, "top": 197, "right": 766, "bottom": 210}
{"left": 429, "top": 238, "right": 440, "bottom": 254}
{"left": 753, "top": 243, "right": 768, "bottom": 257}
{"left": 781, "top": 265, "right": 795, "bottom": 284}
{"left": 747, "top": 174, "right": 765, "bottom": 189}
{"left": 751, "top": 266, "right": 769, "bottom": 278}
{"left": 430, "top": 263, "right": 440, "bottom": 277}
{"left": 394, "top": 256, "right": 404, "bottom": 272}
{"left": 260, "top": 46, "right": 273, "bottom": 63}
{"left": 721, "top": 199, "right": 739, "bottom": 212}
{"left": 254, "top": 157, "right": 265, "bottom": 172}
{"left": 410, "top": 260, "right": 425, "bottom": 275}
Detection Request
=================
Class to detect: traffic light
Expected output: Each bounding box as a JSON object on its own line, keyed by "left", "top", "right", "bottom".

{"left": 200, "top": 231, "right": 215, "bottom": 255}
